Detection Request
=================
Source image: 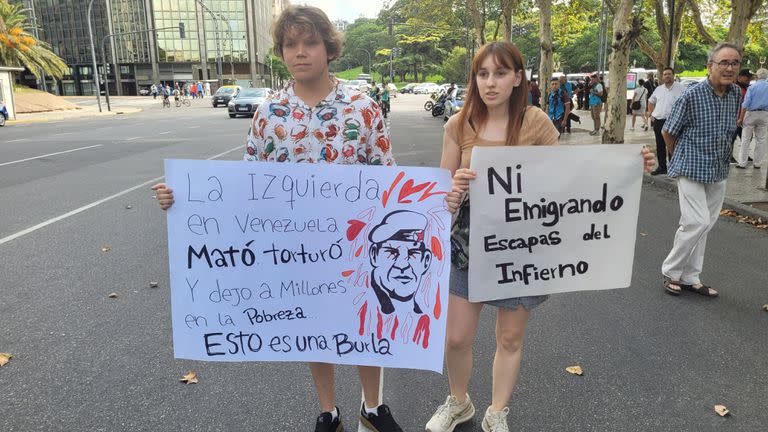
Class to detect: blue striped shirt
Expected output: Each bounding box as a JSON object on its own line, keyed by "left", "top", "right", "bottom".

{"left": 742, "top": 79, "right": 768, "bottom": 111}
{"left": 663, "top": 79, "right": 741, "bottom": 183}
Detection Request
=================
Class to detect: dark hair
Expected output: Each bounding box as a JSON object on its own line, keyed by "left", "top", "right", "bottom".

{"left": 272, "top": 6, "right": 344, "bottom": 63}
{"left": 638, "top": 78, "right": 645, "bottom": 85}
{"left": 662, "top": 67, "right": 675, "bottom": 74}
{"left": 458, "top": 41, "right": 528, "bottom": 147}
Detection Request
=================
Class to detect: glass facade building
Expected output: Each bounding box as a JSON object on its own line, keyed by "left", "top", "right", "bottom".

{"left": 15, "top": 0, "right": 280, "bottom": 95}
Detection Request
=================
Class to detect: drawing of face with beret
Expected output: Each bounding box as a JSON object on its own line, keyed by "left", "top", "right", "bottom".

{"left": 368, "top": 210, "right": 433, "bottom": 315}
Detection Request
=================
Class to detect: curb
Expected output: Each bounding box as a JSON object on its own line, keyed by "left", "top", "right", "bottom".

{"left": 643, "top": 174, "right": 768, "bottom": 222}
{"left": 7, "top": 107, "right": 143, "bottom": 125}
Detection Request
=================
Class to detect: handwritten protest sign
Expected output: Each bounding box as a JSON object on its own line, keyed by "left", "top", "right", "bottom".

{"left": 468, "top": 145, "right": 643, "bottom": 302}
{"left": 165, "top": 160, "right": 452, "bottom": 372}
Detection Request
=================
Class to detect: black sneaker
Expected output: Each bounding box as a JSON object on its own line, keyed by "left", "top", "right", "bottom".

{"left": 315, "top": 408, "right": 343, "bottom": 432}
{"left": 650, "top": 168, "right": 667, "bottom": 176}
{"left": 359, "top": 403, "right": 403, "bottom": 432}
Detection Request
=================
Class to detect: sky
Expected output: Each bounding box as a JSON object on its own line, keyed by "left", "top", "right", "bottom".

{"left": 294, "top": 0, "right": 388, "bottom": 23}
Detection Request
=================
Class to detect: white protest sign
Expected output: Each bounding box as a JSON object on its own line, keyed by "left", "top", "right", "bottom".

{"left": 468, "top": 145, "right": 643, "bottom": 302}
{"left": 165, "top": 160, "right": 452, "bottom": 372}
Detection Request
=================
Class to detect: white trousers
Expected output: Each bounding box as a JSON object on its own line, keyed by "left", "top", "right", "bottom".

{"left": 738, "top": 110, "right": 768, "bottom": 167}
{"left": 662, "top": 177, "right": 727, "bottom": 285}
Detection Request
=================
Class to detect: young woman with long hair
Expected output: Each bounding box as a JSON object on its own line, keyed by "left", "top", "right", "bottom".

{"left": 426, "top": 41, "right": 654, "bottom": 432}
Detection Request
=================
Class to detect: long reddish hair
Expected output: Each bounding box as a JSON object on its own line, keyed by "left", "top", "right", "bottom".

{"left": 457, "top": 41, "right": 529, "bottom": 147}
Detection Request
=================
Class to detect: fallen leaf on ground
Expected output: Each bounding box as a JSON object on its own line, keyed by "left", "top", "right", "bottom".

{"left": 101, "top": 246, "right": 111, "bottom": 252}
{"left": 149, "top": 281, "right": 159, "bottom": 288}
{"left": 125, "top": 205, "right": 132, "bottom": 209}
{"left": 0, "top": 353, "right": 12, "bottom": 367}
{"left": 180, "top": 371, "right": 198, "bottom": 384}
{"left": 714, "top": 405, "right": 730, "bottom": 417}
{"left": 639, "top": 232, "right": 648, "bottom": 236}
{"left": 108, "top": 293, "right": 118, "bottom": 298}
{"left": 565, "top": 365, "right": 584, "bottom": 376}
{"left": 720, "top": 209, "right": 738, "bottom": 217}
{"left": 762, "top": 304, "right": 768, "bottom": 312}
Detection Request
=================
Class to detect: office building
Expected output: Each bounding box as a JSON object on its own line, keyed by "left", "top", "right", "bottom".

{"left": 14, "top": 0, "right": 283, "bottom": 95}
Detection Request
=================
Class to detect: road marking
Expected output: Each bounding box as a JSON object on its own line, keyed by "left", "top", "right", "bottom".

{"left": 52, "top": 132, "right": 73, "bottom": 136}
{"left": 159, "top": 131, "right": 172, "bottom": 135}
{"left": 6, "top": 138, "right": 28, "bottom": 143}
{"left": 125, "top": 137, "right": 142, "bottom": 141}
{"left": 0, "top": 144, "right": 103, "bottom": 167}
{"left": 0, "top": 144, "right": 244, "bottom": 246}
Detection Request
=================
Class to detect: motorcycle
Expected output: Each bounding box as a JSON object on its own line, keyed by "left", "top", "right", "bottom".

{"left": 0, "top": 101, "right": 8, "bottom": 127}
{"left": 431, "top": 92, "right": 448, "bottom": 117}
{"left": 423, "top": 91, "right": 442, "bottom": 111}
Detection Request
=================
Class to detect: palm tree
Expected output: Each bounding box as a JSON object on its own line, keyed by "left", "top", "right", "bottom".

{"left": 0, "top": 0, "right": 68, "bottom": 79}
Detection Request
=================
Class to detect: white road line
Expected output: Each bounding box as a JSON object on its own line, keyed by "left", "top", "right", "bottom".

{"left": 6, "top": 138, "right": 28, "bottom": 143}
{"left": 0, "top": 144, "right": 243, "bottom": 246}
{"left": 0, "top": 144, "right": 103, "bottom": 167}
{"left": 125, "top": 137, "right": 142, "bottom": 141}
{"left": 52, "top": 132, "right": 73, "bottom": 136}
{"left": 159, "top": 131, "right": 172, "bottom": 135}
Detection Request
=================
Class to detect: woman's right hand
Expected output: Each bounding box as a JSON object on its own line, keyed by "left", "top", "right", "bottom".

{"left": 444, "top": 169, "right": 476, "bottom": 214}
{"left": 151, "top": 183, "right": 175, "bottom": 211}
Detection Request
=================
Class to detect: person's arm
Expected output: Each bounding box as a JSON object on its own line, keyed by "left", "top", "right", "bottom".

{"left": 662, "top": 130, "right": 677, "bottom": 156}
{"left": 737, "top": 107, "right": 746, "bottom": 126}
{"left": 441, "top": 118, "right": 474, "bottom": 214}
{"left": 561, "top": 91, "right": 571, "bottom": 127}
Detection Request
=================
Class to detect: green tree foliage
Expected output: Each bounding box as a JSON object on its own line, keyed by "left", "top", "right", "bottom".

{"left": 0, "top": 0, "right": 67, "bottom": 79}
{"left": 441, "top": 46, "right": 468, "bottom": 84}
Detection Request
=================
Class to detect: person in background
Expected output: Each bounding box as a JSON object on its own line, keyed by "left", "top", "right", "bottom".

{"left": 732, "top": 69, "right": 754, "bottom": 163}
{"left": 736, "top": 68, "right": 768, "bottom": 169}
{"left": 647, "top": 67, "right": 685, "bottom": 175}
{"left": 630, "top": 78, "right": 649, "bottom": 131}
{"left": 381, "top": 81, "right": 391, "bottom": 118}
{"left": 558, "top": 76, "right": 574, "bottom": 133}
{"left": 548, "top": 77, "right": 571, "bottom": 135}
{"left": 588, "top": 73, "right": 604, "bottom": 135}
{"left": 529, "top": 79, "right": 541, "bottom": 107}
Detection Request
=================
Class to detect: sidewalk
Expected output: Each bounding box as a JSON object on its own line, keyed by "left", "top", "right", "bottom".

{"left": 559, "top": 112, "right": 768, "bottom": 221}
{"left": 7, "top": 96, "right": 151, "bottom": 125}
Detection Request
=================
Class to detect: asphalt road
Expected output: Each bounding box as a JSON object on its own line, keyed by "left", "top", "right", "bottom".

{"left": 1, "top": 95, "right": 767, "bottom": 432}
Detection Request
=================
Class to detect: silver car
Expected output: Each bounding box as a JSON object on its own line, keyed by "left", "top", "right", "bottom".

{"left": 228, "top": 87, "right": 271, "bottom": 118}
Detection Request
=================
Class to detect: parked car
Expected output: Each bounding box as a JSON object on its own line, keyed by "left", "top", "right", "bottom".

{"left": 386, "top": 83, "right": 398, "bottom": 97}
{"left": 413, "top": 82, "right": 441, "bottom": 94}
{"left": 138, "top": 87, "right": 151, "bottom": 96}
{"left": 400, "top": 83, "right": 418, "bottom": 94}
{"left": 443, "top": 88, "right": 466, "bottom": 120}
{"left": 0, "top": 101, "right": 8, "bottom": 127}
{"left": 212, "top": 85, "right": 241, "bottom": 107}
{"left": 228, "top": 87, "right": 271, "bottom": 118}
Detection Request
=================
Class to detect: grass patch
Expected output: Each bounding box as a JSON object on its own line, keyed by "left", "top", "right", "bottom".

{"left": 677, "top": 69, "right": 708, "bottom": 77}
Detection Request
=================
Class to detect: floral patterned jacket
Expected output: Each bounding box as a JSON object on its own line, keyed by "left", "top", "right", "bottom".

{"left": 245, "top": 78, "right": 395, "bottom": 165}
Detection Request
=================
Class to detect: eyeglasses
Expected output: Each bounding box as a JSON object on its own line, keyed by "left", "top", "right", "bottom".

{"left": 713, "top": 61, "right": 741, "bottom": 70}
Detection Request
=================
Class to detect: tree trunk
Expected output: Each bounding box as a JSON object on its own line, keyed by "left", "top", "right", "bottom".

{"left": 501, "top": 0, "right": 514, "bottom": 41}
{"left": 467, "top": 0, "right": 486, "bottom": 47}
{"left": 635, "top": 0, "right": 686, "bottom": 71}
{"left": 727, "top": 0, "right": 764, "bottom": 49}
{"left": 537, "top": 0, "right": 553, "bottom": 112}
{"left": 602, "top": 0, "right": 641, "bottom": 144}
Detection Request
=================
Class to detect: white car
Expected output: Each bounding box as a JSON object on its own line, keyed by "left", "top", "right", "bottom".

{"left": 413, "top": 83, "right": 441, "bottom": 94}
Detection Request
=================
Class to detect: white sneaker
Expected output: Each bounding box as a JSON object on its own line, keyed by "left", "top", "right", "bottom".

{"left": 629, "top": 127, "right": 635, "bottom": 131}
{"left": 425, "top": 394, "right": 476, "bottom": 432}
{"left": 481, "top": 407, "right": 510, "bottom": 432}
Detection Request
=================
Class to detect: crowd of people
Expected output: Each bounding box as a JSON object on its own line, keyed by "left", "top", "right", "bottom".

{"left": 149, "top": 81, "right": 211, "bottom": 100}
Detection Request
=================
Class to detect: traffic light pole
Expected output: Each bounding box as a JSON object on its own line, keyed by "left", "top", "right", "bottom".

{"left": 100, "top": 26, "right": 184, "bottom": 111}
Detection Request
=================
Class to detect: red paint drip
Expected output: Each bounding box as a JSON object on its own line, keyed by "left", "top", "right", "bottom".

{"left": 417, "top": 182, "right": 449, "bottom": 202}
{"left": 358, "top": 301, "right": 368, "bottom": 336}
{"left": 413, "top": 315, "right": 431, "bottom": 349}
{"left": 346, "top": 219, "right": 366, "bottom": 241}
{"left": 431, "top": 236, "right": 443, "bottom": 261}
{"left": 397, "top": 179, "right": 429, "bottom": 204}
{"left": 376, "top": 307, "right": 383, "bottom": 339}
{"left": 434, "top": 284, "right": 442, "bottom": 320}
{"left": 391, "top": 316, "right": 399, "bottom": 340}
{"left": 381, "top": 171, "right": 405, "bottom": 208}
{"left": 342, "top": 270, "right": 354, "bottom": 277}
{"left": 355, "top": 245, "right": 364, "bottom": 257}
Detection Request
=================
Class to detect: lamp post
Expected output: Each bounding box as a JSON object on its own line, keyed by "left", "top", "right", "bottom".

{"left": 357, "top": 48, "right": 371, "bottom": 75}
{"left": 87, "top": 0, "right": 103, "bottom": 112}
{"left": 194, "top": 0, "right": 223, "bottom": 87}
